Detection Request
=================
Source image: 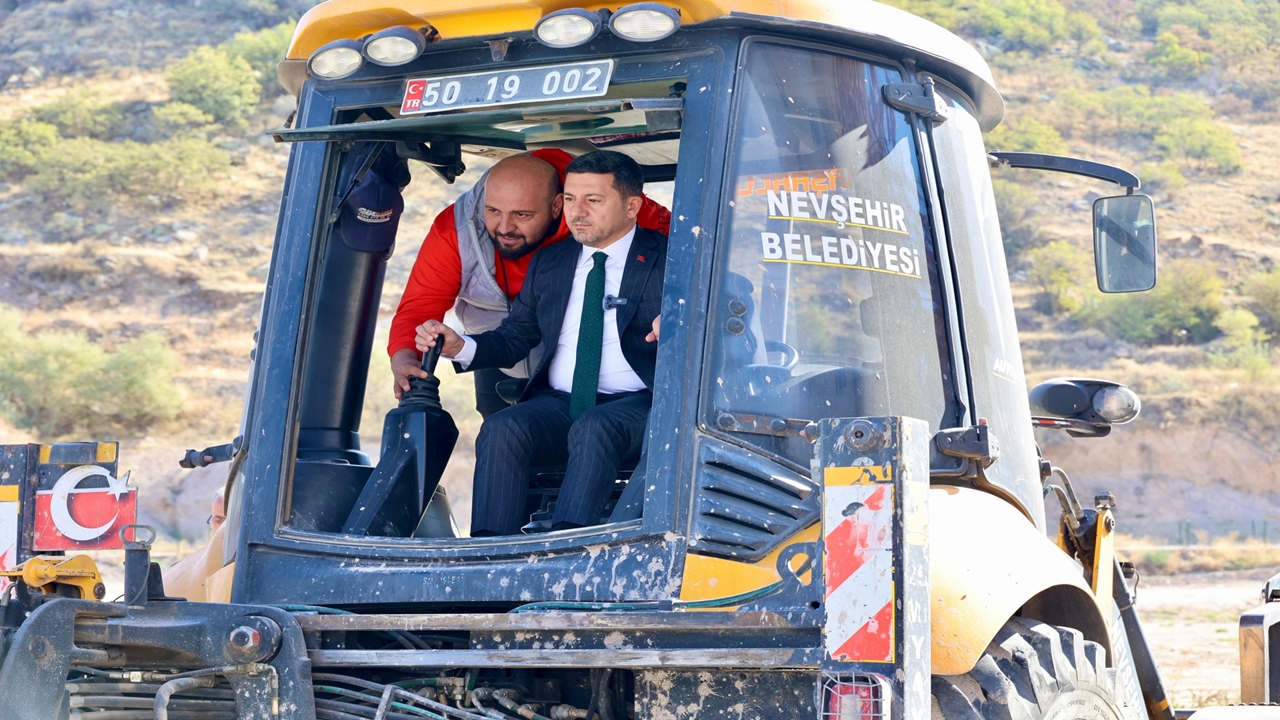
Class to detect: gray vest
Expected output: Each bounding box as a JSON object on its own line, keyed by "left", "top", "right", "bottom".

{"left": 452, "top": 168, "right": 541, "bottom": 378}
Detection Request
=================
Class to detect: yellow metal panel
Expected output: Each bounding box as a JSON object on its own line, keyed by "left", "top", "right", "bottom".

{"left": 824, "top": 465, "right": 890, "bottom": 486}
{"left": 931, "top": 485, "right": 1098, "bottom": 675}
{"left": 290, "top": 0, "right": 924, "bottom": 58}
{"left": 96, "top": 443, "right": 118, "bottom": 463}
{"left": 1092, "top": 507, "right": 1115, "bottom": 625}
{"left": 39, "top": 445, "right": 50, "bottom": 463}
{"left": 679, "top": 523, "right": 819, "bottom": 602}
{"left": 0, "top": 486, "right": 17, "bottom": 502}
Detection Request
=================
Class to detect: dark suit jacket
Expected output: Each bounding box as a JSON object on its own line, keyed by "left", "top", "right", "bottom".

{"left": 464, "top": 226, "right": 667, "bottom": 402}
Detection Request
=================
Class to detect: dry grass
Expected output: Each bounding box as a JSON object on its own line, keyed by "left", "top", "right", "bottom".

{"left": 1118, "top": 532, "right": 1280, "bottom": 575}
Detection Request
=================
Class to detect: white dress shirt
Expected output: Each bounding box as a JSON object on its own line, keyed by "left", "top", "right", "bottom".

{"left": 452, "top": 225, "right": 647, "bottom": 395}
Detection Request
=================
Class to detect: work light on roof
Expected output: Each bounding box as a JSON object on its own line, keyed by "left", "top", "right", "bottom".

{"left": 609, "top": 3, "right": 680, "bottom": 42}
{"left": 364, "top": 26, "right": 427, "bottom": 66}
{"left": 534, "top": 8, "right": 603, "bottom": 48}
{"left": 309, "top": 39, "right": 364, "bottom": 79}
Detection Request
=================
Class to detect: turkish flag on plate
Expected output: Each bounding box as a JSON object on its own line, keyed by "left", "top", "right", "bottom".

{"left": 33, "top": 466, "right": 137, "bottom": 551}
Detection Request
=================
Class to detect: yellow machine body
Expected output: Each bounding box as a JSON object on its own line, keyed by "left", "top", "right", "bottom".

{"left": 287, "top": 0, "right": 921, "bottom": 60}
{"left": 682, "top": 485, "right": 1107, "bottom": 676}
{"left": 1, "top": 554, "right": 106, "bottom": 601}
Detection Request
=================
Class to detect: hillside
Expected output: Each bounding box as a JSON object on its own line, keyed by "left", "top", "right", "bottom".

{"left": 0, "top": 0, "right": 1278, "bottom": 542}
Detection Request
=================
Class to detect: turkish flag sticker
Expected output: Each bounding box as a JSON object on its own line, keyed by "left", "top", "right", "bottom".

{"left": 33, "top": 465, "right": 137, "bottom": 551}
{"left": 401, "top": 79, "right": 426, "bottom": 114}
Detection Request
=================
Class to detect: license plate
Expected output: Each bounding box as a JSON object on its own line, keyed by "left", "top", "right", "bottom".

{"left": 400, "top": 60, "right": 614, "bottom": 116}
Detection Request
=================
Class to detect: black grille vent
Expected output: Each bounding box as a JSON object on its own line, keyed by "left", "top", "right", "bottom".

{"left": 690, "top": 439, "right": 820, "bottom": 560}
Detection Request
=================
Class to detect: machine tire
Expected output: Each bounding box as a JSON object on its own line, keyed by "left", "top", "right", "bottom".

{"left": 931, "top": 617, "right": 1126, "bottom": 720}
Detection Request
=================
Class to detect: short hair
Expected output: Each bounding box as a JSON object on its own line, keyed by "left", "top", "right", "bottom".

{"left": 565, "top": 150, "right": 644, "bottom": 199}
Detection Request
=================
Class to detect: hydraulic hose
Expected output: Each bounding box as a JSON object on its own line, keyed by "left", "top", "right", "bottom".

{"left": 313, "top": 674, "right": 489, "bottom": 720}
{"left": 153, "top": 676, "right": 219, "bottom": 720}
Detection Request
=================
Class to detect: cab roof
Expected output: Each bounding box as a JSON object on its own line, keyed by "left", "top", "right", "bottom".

{"left": 284, "top": 0, "right": 1003, "bottom": 129}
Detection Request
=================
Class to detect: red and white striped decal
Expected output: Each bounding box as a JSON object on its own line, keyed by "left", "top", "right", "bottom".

{"left": 823, "top": 465, "right": 894, "bottom": 663}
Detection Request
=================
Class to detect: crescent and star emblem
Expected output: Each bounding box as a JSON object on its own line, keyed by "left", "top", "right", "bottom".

{"left": 49, "top": 465, "right": 134, "bottom": 542}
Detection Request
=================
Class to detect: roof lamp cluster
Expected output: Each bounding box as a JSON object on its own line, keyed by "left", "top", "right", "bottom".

{"left": 307, "top": 4, "right": 680, "bottom": 81}
{"left": 537, "top": 4, "right": 681, "bottom": 48}
{"left": 309, "top": 25, "right": 432, "bottom": 80}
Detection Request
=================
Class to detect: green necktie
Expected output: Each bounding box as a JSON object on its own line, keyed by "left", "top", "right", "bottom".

{"left": 569, "top": 251, "right": 608, "bottom": 420}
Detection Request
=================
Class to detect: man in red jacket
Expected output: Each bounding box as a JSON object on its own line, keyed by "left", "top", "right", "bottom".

{"left": 389, "top": 149, "right": 669, "bottom": 417}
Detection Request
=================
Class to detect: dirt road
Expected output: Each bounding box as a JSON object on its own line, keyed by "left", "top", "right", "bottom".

{"left": 1139, "top": 566, "right": 1279, "bottom": 710}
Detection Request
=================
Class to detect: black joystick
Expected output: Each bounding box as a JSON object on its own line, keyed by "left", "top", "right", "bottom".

{"left": 399, "top": 341, "right": 444, "bottom": 409}
{"left": 342, "top": 336, "right": 458, "bottom": 537}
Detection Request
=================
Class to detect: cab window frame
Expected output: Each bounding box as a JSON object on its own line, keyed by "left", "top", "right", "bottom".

{"left": 257, "top": 40, "right": 732, "bottom": 562}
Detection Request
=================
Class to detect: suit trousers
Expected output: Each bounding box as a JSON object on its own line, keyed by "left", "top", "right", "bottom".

{"left": 472, "top": 367, "right": 510, "bottom": 419}
{"left": 469, "top": 389, "right": 652, "bottom": 536}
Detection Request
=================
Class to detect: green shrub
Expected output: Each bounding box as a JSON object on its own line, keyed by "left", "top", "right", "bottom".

{"left": 0, "top": 119, "right": 58, "bottom": 177}
{"left": 223, "top": 21, "right": 296, "bottom": 88}
{"left": 25, "top": 137, "right": 230, "bottom": 208}
{"left": 1209, "top": 21, "right": 1268, "bottom": 70}
{"left": 166, "top": 46, "right": 262, "bottom": 126}
{"left": 1025, "top": 240, "right": 1091, "bottom": 313}
{"left": 97, "top": 335, "right": 183, "bottom": 428}
{"left": 878, "top": 0, "right": 1073, "bottom": 53}
{"left": 152, "top": 102, "right": 217, "bottom": 137}
{"left": 0, "top": 307, "right": 181, "bottom": 437}
{"left": 970, "top": 0, "right": 1070, "bottom": 52}
{"left": 30, "top": 93, "right": 127, "bottom": 140}
{"left": 1137, "top": 160, "right": 1188, "bottom": 190}
{"left": 1139, "top": 0, "right": 1262, "bottom": 36}
{"left": 1208, "top": 307, "right": 1272, "bottom": 375}
{"left": 1145, "top": 32, "right": 1211, "bottom": 82}
{"left": 1154, "top": 117, "right": 1242, "bottom": 173}
{"left": 986, "top": 117, "right": 1068, "bottom": 154}
{"left": 1082, "top": 259, "right": 1223, "bottom": 345}
{"left": 1051, "top": 86, "right": 1213, "bottom": 140}
{"left": 1243, "top": 269, "right": 1280, "bottom": 328}
{"left": 1066, "top": 11, "right": 1103, "bottom": 54}
{"left": 991, "top": 177, "right": 1042, "bottom": 254}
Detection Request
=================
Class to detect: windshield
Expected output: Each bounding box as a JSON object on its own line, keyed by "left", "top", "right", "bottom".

{"left": 703, "top": 42, "right": 958, "bottom": 468}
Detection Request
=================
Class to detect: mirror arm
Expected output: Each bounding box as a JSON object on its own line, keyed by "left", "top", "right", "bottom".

{"left": 988, "top": 151, "right": 1140, "bottom": 190}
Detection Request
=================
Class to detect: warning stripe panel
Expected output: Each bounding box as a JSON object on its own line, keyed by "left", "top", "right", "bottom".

{"left": 832, "top": 599, "right": 894, "bottom": 663}
{"left": 824, "top": 486, "right": 890, "bottom": 590}
{"left": 823, "top": 479, "right": 895, "bottom": 662}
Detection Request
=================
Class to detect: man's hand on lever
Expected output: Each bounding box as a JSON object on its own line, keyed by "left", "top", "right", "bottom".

{"left": 416, "top": 320, "right": 466, "bottom": 359}
{"left": 390, "top": 348, "right": 431, "bottom": 400}
{"left": 646, "top": 315, "right": 660, "bottom": 343}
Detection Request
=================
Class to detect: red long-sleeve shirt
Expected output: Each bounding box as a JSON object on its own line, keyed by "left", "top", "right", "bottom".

{"left": 387, "top": 155, "right": 671, "bottom": 358}
{"left": 387, "top": 205, "right": 571, "bottom": 357}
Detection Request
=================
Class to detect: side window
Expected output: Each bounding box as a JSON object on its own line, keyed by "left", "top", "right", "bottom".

{"left": 702, "top": 43, "right": 958, "bottom": 469}
{"left": 929, "top": 83, "right": 1042, "bottom": 517}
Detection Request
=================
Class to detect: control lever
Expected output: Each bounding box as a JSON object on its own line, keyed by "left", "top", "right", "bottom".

{"left": 342, "top": 342, "right": 457, "bottom": 537}
{"left": 180, "top": 436, "right": 243, "bottom": 469}
{"left": 399, "top": 341, "right": 443, "bottom": 408}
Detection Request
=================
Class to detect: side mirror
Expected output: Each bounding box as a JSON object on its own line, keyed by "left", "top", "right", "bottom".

{"left": 1093, "top": 195, "right": 1157, "bottom": 293}
{"left": 1029, "top": 377, "right": 1141, "bottom": 438}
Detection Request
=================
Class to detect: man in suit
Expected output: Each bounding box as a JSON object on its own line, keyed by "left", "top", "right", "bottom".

{"left": 419, "top": 151, "right": 666, "bottom": 536}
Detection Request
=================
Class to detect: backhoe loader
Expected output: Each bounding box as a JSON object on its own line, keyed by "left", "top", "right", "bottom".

{"left": 2, "top": 2, "right": 1275, "bottom": 718}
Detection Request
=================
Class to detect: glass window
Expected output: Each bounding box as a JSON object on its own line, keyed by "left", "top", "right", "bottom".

{"left": 929, "top": 82, "right": 1042, "bottom": 518}
{"left": 703, "top": 43, "right": 958, "bottom": 468}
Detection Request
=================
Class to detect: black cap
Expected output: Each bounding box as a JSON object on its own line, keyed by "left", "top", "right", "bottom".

{"left": 336, "top": 167, "right": 404, "bottom": 253}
